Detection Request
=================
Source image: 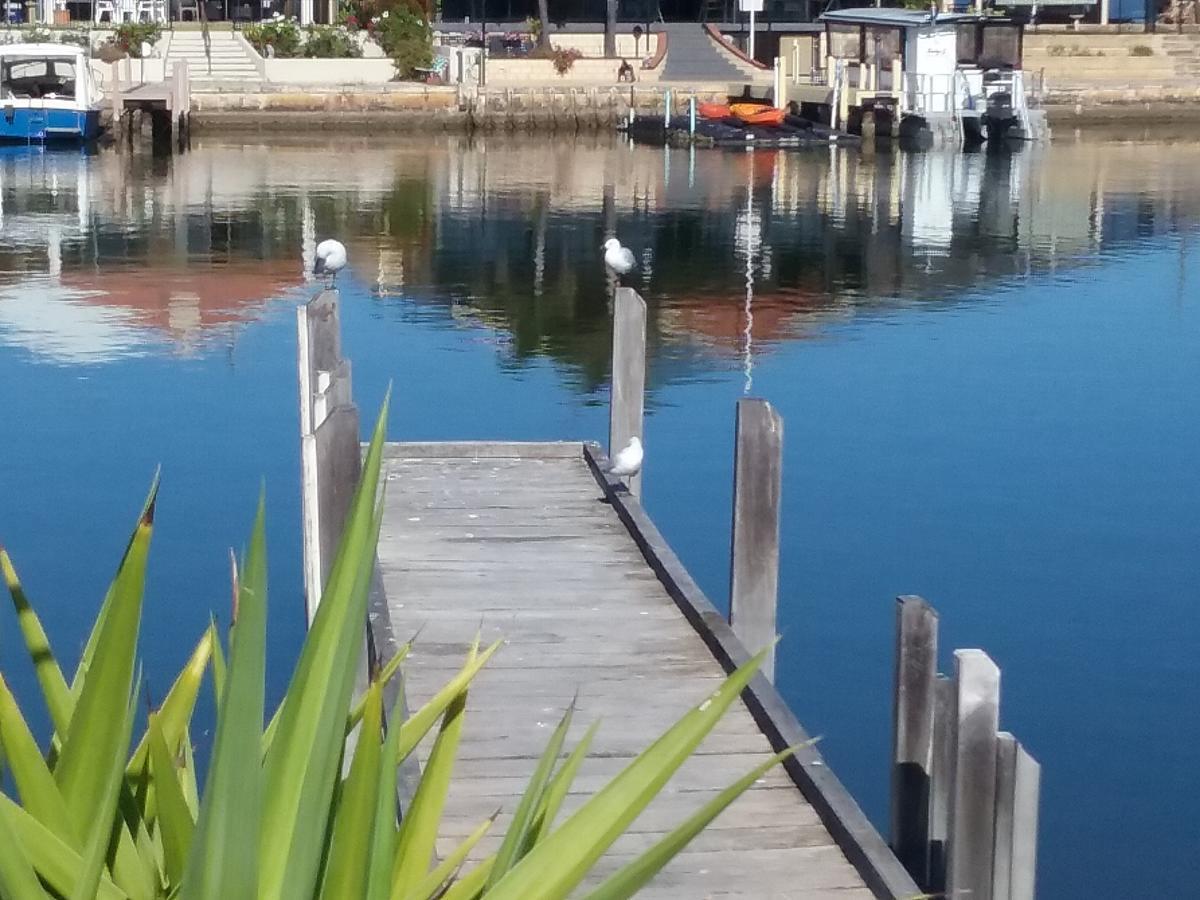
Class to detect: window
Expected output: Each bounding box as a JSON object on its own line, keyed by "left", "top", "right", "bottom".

{"left": 828, "top": 25, "right": 861, "bottom": 61}
{"left": 1, "top": 58, "right": 77, "bottom": 100}
{"left": 864, "top": 26, "right": 901, "bottom": 67}
{"left": 979, "top": 26, "right": 1021, "bottom": 69}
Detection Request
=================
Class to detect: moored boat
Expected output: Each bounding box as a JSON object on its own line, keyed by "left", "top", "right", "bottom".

{"left": 0, "top": 44, "right": 103, "bottom": 143}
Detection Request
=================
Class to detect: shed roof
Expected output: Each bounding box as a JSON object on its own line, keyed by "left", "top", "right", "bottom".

{"left": 820, "top": 8, "right": 982, "bottom": 27}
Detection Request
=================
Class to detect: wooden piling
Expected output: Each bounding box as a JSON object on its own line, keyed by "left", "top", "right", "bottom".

{"left": 297, "top": 290, "right": 361, "bottom": 623}
{"left": 890, "top": 595, "right": 938, "bottom": 885}
{"left": 609, "top": 287, "right": 646, "bottom": 496}
{"left": 993, "top": 732, "right": 1040, "bottom": 900}
{"left": 728, "top": 398, "right": 783, "bottom": 679}
{"left": 928, "top": 672, "right": 955, "bottom": 892}
{"left": 947, "top": 649, "right": 1001, "bottom": 900}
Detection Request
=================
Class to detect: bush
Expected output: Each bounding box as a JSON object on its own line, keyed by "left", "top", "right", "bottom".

{"left": 304, "top": 24, "right": 363, "bottom": 58}
{"left": 244, "top": 14, "right": 304, "bottom": 59}
{"left": 0, "top": 399, "right": 786, "bottom": 899}
{"left": 551, "top": 46, "right": 582, "bottom": 75}
{"left": 373, "top": 7, "right": 433, "bottom": 79}
{"left": 114, "top": 21, "right": 163, "bottom": 58}
{"left": 1130, "top": 44, "right": 1154, "bottom": 56}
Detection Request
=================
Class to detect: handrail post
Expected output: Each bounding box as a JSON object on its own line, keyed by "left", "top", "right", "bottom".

{"left": 947, "top": 649, "right": 1001, "bottom": 900}
{"left": 728, "top": 398, "right": 783, "bottom": 680}
{"left": 609, "top": 287, "right": 646, "bottom": 496}
{"left": 891, "top": 595, "right": 938, "bottom": 886}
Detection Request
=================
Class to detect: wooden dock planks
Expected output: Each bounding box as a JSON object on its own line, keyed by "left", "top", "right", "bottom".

{"left": 372, "top": 441, "right": 878, "bottom": 899}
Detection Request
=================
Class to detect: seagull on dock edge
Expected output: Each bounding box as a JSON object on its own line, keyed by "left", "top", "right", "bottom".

{"left": 605, "top": 436, "right": 643, "bottom": 481}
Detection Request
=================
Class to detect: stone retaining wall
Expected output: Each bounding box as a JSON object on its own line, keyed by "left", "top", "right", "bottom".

{"left": 188, "top": 83, "right": 727, "bottom": 132}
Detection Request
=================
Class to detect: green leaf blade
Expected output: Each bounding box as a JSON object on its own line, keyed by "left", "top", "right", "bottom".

{"left": 321, "top": 680, "right": 384, "bottom": 900}
{"left": 180, "top": 494, "right": 269, "bottom": 900}
{"left": 484, "top": 649, "right": 768, "bottom": 900}
{"left": 582, "top": 747, "right": 799, "bottom": 900}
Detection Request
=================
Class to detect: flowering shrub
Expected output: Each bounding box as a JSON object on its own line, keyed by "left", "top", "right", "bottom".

{"left": 244, "top": 14, "right": 304, "bottom": 59}
{"left": 114, "top": 21, "right": 163, "bottom": 58}
{"left": 372, "top": 7, "right": 432, "bottom": 79}
{"left": 304, "top": 24, "right": 363, "bottom": 58}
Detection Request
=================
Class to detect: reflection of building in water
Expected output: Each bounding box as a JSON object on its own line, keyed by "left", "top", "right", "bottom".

{"left": 3, "top": 135, "right": 1198, "bottom": 373}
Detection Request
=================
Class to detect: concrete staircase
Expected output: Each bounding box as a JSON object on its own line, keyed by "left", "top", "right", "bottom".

{"left": 659, "top": 25, "right": 765, "bottom": 84}
{"left": 165, "top": 30, "right": 261, "bottom": 83}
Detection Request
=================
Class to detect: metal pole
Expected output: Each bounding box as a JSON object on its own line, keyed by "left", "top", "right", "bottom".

{"left": 749, "top": 9, "right": 756, "bottom": 61}
{"left": 689, "top": 95, "right": 696, "bottom": 134}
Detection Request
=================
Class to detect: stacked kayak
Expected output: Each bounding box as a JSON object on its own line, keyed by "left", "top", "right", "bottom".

{"left": 699, "top": 102, "right": 787, "bottom": 128}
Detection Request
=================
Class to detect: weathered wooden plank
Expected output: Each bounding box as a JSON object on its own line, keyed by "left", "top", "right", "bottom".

{"left": 609, "top": 287, "right": 647, "bottom": 496}
{"left": 306, "top": 405, "right": 361, "bottom": 623}
{"left": 383, "top": 441, "right": 583, "bottom": 459}
{"left": 992, "top": 733, "right": 1040, "bottom": 900}
{"left": 947, "top": 649, "right": 1001, "bottom": 900}
{"left": 890, "top": 595, "right": 938, "bottom": 887}
{"left": 729, "top": 398, "right": 784, "bottom": 680}
{"left": 928, "top": 672, "right": 954, "bottom": 893}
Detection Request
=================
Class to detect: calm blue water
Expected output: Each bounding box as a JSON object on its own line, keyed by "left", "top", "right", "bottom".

{"left": 1, "top": 134, "right": 1197, "bottom": 898}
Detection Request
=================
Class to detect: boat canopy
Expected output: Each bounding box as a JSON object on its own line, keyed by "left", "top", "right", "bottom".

{"left": 0, "top": 43, "right": 97, "bottom": 108}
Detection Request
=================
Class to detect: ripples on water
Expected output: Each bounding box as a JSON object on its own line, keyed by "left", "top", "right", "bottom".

{"left": 1, "top": 134, "right": 1197, "bottom": 899}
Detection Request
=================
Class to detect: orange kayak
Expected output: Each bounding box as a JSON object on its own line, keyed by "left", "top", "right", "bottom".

{"left": 698, "top": 102, "right": 732, "bottom": 120}
{"left": 730, "top": 104, "right": 785, "bottom": 127}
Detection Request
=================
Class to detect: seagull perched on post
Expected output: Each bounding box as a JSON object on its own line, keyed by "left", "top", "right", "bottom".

{"left": 605, "top": 436, "right": 643, "bottom": 479}
{"left": 314, "top": 239, "right": 347, "bottom": 286}
{"left": 603, "top": 238, "right": 636, "bottom": 278}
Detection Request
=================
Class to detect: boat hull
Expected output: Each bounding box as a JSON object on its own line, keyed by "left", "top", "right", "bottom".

{"left": 0, "top": 107, "right": 102, "bottom": 143}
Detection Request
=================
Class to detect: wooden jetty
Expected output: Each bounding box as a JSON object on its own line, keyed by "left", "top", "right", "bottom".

{"left": 108, "top": 59, "right": 191, "bottom": 149}
{"left": 296, "top": 287, "right": 1039, "bottom": 898}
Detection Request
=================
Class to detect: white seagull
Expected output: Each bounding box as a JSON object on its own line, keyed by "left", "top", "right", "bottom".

{"left": 606, "top": 436, "right": 643, "bottom": 479}
{"left": 603, "top": 238, "right": 636, "bottom": 277}
{"left": 314, "top": 239, "right": 348, "bottom": 286}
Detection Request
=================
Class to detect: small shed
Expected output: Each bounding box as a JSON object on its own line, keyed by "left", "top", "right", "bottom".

{"left": 819, "top": 8, "right": 1022, "bottom": 106}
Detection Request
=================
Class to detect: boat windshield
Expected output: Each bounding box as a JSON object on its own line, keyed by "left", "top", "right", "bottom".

{"left": 1, "top": 57, "right": 77, "bottom": 101}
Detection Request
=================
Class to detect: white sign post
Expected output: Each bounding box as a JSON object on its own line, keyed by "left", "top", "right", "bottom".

{"left": 739, "top": 0, "right": 763, "bottom": 62}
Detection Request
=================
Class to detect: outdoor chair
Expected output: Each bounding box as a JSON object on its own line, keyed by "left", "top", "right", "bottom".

{"left": 177, "top": 0, "right": 198, "bottom": 19}
{"left": 93, "top": 0, "right": 115, "bottom": 21}
{"left": 135, "top": 0, "right": 166, "bottom": 21}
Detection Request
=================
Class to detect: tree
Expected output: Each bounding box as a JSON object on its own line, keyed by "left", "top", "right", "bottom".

{"left": 604, "top": 0, "right": 617, "bottom": 57}
{"left": 536, "top": 0, "right": 551, "bottom": 50}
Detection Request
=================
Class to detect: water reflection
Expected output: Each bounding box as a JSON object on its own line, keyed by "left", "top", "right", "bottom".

{"left": 2, "top": 134, "right": 1198, "bottom": 376}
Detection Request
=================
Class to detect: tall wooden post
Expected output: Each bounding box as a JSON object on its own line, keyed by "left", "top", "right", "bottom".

{"left": 298, "top": 290, "right": 361, "bottom": 624}
{"left": 947, "top": 649, "right": 1001, "bottom": 900}
{"left": 993, "top": 732, "right": 1040, "bottom": 900}
{"left": 928, "top": 672, "right": 955, "bottom": 892}
{"left": 890, "top": 596, "right": 938, "bottom": 885}
{"left": 609, "top": 287, "right": 646, "bottom": 496}
{"left": 728, "top": 398, "right": 783, "bottom": 679}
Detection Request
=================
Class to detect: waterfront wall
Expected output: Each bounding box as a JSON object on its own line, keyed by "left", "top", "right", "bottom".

{"left": 188, "top": 84, "right": 726, "bottom": 131}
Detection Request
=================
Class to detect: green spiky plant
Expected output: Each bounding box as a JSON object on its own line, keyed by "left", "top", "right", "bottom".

{"left": 0, "top": 398, "right": 795, "bottom": 899}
